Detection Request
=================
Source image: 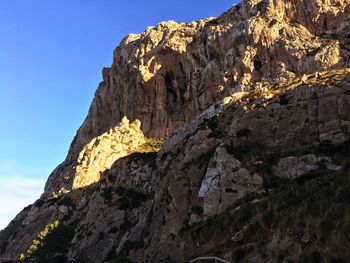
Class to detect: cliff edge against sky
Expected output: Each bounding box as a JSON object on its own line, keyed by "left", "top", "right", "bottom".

{"left": 1, "top": 0, "right": 350, "bottom": 262}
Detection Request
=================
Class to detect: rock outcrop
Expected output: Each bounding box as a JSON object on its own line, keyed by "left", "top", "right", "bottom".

{"left": 272, "top": 154, "right": 342, "bottom": 179}
{"left": 198, "top": 146, "right": 263, "bottom": 218}
{"left": 1, "top": 0, "right": 350, "bottom": 262}
{"left": 44, "top": 0, "right": 350, "bottom": 196}
{"left": 73, "top": 117, "right": 160, "bottom": 190}
{"left": 2, "top": 68, "right": 349, "bottom": 262}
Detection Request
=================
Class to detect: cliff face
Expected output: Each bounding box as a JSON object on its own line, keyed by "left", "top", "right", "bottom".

{"left": 44, "top": 0, "right": 350, "bottom": 196}
{"left": 1, "top": 0, "right": 350, "bottom": 262}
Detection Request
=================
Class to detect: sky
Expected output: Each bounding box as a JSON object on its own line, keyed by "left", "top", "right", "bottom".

{"left": 0, "top": 0, "right": 236, "bottom": 230}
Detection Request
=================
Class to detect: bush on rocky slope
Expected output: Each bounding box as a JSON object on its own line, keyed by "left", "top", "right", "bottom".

{"left": 20, "top": 221, "right": 75, "bottom": 263}
{"left": 183, "top": 140, "right": 350, "bottom": 262}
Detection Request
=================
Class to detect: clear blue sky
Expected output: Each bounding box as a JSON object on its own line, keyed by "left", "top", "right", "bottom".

{"left": 0, "top": 0, "right": 236, "bottom": 229}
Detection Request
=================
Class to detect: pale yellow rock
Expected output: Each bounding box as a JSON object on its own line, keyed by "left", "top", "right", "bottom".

{"left": 72, "top": 117, "right": 160, "bottom": 189}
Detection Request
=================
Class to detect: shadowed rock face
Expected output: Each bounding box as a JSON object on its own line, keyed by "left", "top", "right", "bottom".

{"left": 1, "top": 0, "right": 350, "bottom": 262}
{"left": 2, "top": 70, "right": 349, "bottom": 263}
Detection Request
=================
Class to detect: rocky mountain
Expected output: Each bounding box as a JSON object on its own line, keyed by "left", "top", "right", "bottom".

{"left": 1, "top": 0, "right": 350, "bottom": 262}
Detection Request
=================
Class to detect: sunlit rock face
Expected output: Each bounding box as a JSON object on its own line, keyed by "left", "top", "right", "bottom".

{"left": 73, "top": 0, "right": 350, "bottom": 146}
{"left": 44, "top": 117, "right": 162, "bottom": 194}
{"left": 72, "top": 117, "right": 147, "bottom": 189}
{"left": 1, "top": 0, "right": 350, "bottom": 262}
{"left": 44, "top": 117, "right": 163, "bottom": 197}
{"left": 43, "top": 0, "right": 349, "bottom": 196}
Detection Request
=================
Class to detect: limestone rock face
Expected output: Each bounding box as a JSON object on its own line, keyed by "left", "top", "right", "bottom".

{"left": 199, "top": 146, "right": 263, "bottom": 217}
{"left": 44, "top": 0, "right": 350, "bottom": 196}
{"left": 1, "top": 0, "right": 350, "bottom": 262}
{"left": 75, "top": 0, "right": 349, "bottom": 147}
{"left": 1, "top": 71, "right": 350, "bottom": 262}
{"left": 44, "top": 117, "right": 161, "bottom": 196}
{"left": 272, "top": 154, "right": 342, "bottom": 179}
{"left": 73, "top": 117, "right": 147, "bottom": 189}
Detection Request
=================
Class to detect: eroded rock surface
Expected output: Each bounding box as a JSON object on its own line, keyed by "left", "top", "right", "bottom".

{"left": 45, "top": 0, "right": 350, "bottom": 196}
{"left": 1, "top": 71, "right": 350, "bottom": 263}
{"left": 272, "top": 154, "right": 342, "bottom": 179}
{"left": 199, "top": 146, "right": 263, "bottom": 217}
{"left": 1, "top": 0, "right": 350, "bottom": 262}
{"left": 73, "top": 117, "right": 149, "bottom": 189}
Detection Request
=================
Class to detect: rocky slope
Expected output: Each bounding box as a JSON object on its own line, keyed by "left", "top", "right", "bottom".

{"left": 44, "top": 0, "right": 350, "bottom": 196}
{"left": 1, "top": 0, "right": 350, "bottom": 262}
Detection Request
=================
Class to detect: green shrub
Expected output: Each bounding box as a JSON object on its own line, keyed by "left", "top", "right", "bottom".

{"left": 100, "top": 187, "right": 114, "bottom": 204}
{"left": 300, "top": 251, "right": 324, "bottom": 263}
{"left": 232, "top": 247, "right": 245, "bottom": 262}
{"left": 57, "top": 196, "right": 74, "bottom": 208}
{"left": 335, "top": 185, "right": 350, "bottom": 202}
{"left": 191, "top": 205, "right": 203, "bottom": 216}
{"left": 338, "top": 221, "right": 350, "bottom": 241}
{"left": 21, "top": 221, "right": 75, "bottom": 262}
{"left": 116, "top": 187, "right": 148, "bottom": 209}
{"left": 110, "top": 256, "right": 134, "bottom": 263}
